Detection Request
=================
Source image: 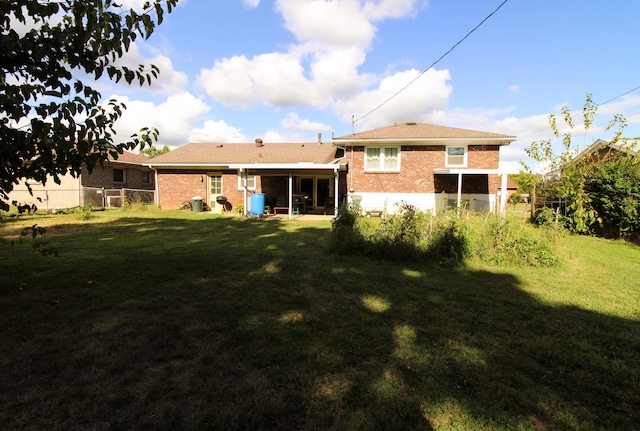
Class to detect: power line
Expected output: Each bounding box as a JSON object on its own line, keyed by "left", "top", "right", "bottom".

{"left": 596, "top": 85, "right": 640, "bottom": 106}
{"left": 514, "top": 85, "right": 640, "bottom": 143}
{"left": 353, "top": 0, "right": 511, "bottom": 125}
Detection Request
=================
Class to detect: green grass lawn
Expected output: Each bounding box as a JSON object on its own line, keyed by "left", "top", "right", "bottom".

{"left": 1, "top": 209, "right": 639, "bottom": 430}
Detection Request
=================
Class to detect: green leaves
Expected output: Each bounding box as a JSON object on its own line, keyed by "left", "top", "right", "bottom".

{"left": 524, "top": 94, "right": 637, "bottom": 238}
{"left": 0, "top": 0, "right": 178, "bottom": 211}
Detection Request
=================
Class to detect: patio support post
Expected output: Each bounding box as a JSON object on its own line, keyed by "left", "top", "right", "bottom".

{"left": 288, "top": 172, "right": 293, "bottom": 220}
{"left": 242, "top": 169, "right": 248, "bottom": 216}
{"left": 499, "top": 172, "right": 508, "bottom": 218}
{"left": 334, "top": 169, "right": 339, "bottom": 216}
{"left": 456, "top": 172, "right": 463, "bottom": 217}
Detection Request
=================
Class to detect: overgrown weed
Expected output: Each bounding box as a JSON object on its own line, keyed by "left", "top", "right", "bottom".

{"left": 329, "top": 203, "right": 561, "bottom": 267}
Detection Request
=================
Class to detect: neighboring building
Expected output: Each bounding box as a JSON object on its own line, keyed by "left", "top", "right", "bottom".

{"left": 575, "top": 138, "right": 639, "bottom": 163}
{"left": 333, "top": 122, "right": 516, "bottom": 215}
{"left": 7, "top": 151, "right": 155, "bottom": 211}
{"left": 148, "top": 122, "right": 517, "bottom": 217}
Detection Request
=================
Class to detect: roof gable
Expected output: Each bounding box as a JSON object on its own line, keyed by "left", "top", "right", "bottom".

{"left": 333, "top": 122, "right": 515, "bottom": 144}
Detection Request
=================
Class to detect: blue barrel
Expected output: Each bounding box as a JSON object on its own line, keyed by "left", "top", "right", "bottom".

{"left": 250, "top": 193, "right": 265, "bottom": 215}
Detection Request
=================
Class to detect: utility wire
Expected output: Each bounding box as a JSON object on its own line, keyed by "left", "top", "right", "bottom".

{"left": 353, "top": 0, "right": 510, "bottom": 125}
{"left": 514, "top": 85, "right": 640, "bottom": 143}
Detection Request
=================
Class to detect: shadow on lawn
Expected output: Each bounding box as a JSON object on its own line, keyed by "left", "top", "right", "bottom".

{"left": 0, "top": 214, "right": 639, "bottom": 430}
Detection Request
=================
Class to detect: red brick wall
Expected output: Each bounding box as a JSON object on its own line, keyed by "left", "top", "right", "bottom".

{"left": 347, "top": 145, "right": 501, "bottom": 193}
{"left": 468, "top": 145, "right": 500, "bottom": 169}
{"left": 156, "top": 170, "right": 258, "bottom": 211}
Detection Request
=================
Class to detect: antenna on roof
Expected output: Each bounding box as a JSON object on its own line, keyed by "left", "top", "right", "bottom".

{"left": 351, "top": 114, "right": 355, "bottom": 135}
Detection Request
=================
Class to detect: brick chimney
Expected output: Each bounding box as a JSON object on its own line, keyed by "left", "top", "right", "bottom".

{"left": 255, "top": 138, "right": 263, "bottom": 147}
{"left": 317, "top": 132, "right": 322, "bottom": 143}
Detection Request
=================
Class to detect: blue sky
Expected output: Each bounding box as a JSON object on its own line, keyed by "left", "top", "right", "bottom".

{"left": 106, "top": 0, "right": 640, "bottom": 170}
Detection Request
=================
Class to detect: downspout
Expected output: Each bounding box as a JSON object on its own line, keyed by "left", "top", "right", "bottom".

{"left": 457, "top": 172, "right": 463, "bottom": 217}
{"left": 153, "top": 168, "right": 159, "bottom": 207}
{"left": 241, "top": 168, "right": 248, "bottom": 216}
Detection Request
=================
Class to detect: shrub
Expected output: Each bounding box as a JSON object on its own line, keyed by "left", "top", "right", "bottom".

{"left": 327, "top": 204, "right": 366, "bottom": 255}
{"left": 77, "top": 204, "right": 93, "bottom": 221}
{"left": 427, "top": 217, "right": 471, "bottom": 266}
{"left": 328, "top": 205, "right": 560, "bottom": 268}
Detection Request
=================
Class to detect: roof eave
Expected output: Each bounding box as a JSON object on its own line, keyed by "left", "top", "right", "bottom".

{"left": 332, "top": 137, "right": 515, "bottom": 146}
{"left": 230, "top": 162, "right": 347, "bottom": 171}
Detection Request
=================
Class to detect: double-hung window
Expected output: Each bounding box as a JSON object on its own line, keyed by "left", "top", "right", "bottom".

{"left": 365, "top": 147, "right": 399, "bottom": 171}
{"left": 238, "top": 173, "right": 256, "bottom": 190}
{"left": 446, "top": 146, "right": 467, "bottom": 167}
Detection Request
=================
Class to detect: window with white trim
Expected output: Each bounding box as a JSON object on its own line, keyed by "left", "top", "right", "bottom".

{"left": 238, "top": 173, "right": 256, "bottom": 190}
{"left": 210, "top": 175, "right": 222, "bottom": 195}
{"left": 365, "top": 147, "right": 399, "bottom": 171}
{"left": 446, "top": 146, "right": 467, "bottom": 167}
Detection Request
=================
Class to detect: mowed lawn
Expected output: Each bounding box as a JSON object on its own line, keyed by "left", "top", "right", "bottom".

{"left": 1, "top": 209, "right": 639, "bottom": 430}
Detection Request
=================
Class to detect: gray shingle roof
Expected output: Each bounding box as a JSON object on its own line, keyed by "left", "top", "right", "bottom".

{"left": 334, "top": 122, "right": 515, "bottom": 142}
{"left": 149, "top": 142, "right": 343, "bottom": 165}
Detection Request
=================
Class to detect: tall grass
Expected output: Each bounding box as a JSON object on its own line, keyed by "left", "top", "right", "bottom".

{"left": 329, "top": 203, "right": 561, "bottom": 267}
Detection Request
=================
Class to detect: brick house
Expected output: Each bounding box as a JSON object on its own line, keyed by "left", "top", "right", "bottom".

{"left": 333, "top": 122, "right": 516, "bottom": 215}
{"left": 7, "top": 151, "right": 155, "bottom": 211}
{"left": 146, "top": 138, "right": 347, "bottom": 215}
{"left": 148, "top": 122, "right": 516, "bottom": 217}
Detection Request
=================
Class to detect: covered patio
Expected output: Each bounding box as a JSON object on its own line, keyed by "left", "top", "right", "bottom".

{"left": 232, "top": 162, "right": 348, "bottom": 219}
{"left": 434, "top": 168, "right": 519, "bottom": 216}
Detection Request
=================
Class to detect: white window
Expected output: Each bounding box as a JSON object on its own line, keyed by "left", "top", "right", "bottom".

{"left": 238, "top": 173, "right": 256, "bottom": 190}
{"left": 210, "top": 175, "right": 222, "bottom": 195}
{"left": 365, "top": 147, "right": 400, "bottom": 171}
{"left": 446, "top": 146, "right": 467, "bottom": 167}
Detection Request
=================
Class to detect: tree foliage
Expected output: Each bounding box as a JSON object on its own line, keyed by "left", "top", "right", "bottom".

{"left": 140, "top": 144, "right": 170, "bottom": 158}
{"left": 586, "top": 154, "right": 640, "bottom": 238}
{"left": 510, "top": 171, "right": 541, "bottom": 196}
{"left": 524, "top": 94, "right": 640, "bottom": 239}
{"left": 0, "top": 0, "right": 178, "bottom": 210}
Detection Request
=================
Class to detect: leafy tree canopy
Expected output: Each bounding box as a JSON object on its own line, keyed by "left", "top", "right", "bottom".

{"left": 0, "top": 0, "right": 178, "bottom": 210}
{"left": 510, "top": 172, "right": 541, "bottom": 196}
{"left": 140, "top": 144, "right": 170, "bottom": 158}
{"left": 524, "top": 94, "right": 640, "bottom": 239}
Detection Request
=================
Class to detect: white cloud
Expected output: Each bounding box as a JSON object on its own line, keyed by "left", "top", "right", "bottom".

{"left": 198, "top": 44, "right": 372, "bottom": 109}
{"left": 109, "top": 92, "right": 210, "bottom": 148}
{"left": 241, "top": 0, "right": 261, "bottom": 9}
{"left": 114, "top": 42, "right": 188, "bottom": 95}
{"left": 189, "top": 120, "right": 248, "bottom": 143}
{"left": 276, "top": 0, "right": 424, "bottom": 47}
{"left": 281, "top": 113, "right": 331, "bottom": 132}
{"left": 199, "top": 0, "right": 423, "bottom": 111}
{"left": 362, "top": 0, "right": 427, "bottom": 21}
{"left": 508, "top": 84, "right": 519, "bottom": 95}
{"left": 276, "top": 0, "right": 375, "bottom": 47}
{"left": 335, "top": 68, "right": 452, "bottom": 131}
